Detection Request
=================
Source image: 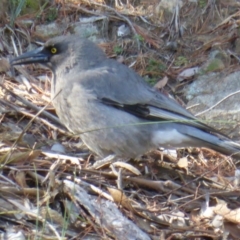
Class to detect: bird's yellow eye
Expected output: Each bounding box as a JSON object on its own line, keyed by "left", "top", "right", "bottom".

{"left": 51, "top": 47, "right": 57, "bottom": 54}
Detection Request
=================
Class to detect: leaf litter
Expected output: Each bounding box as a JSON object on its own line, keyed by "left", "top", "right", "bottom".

{"left": 0, "top": 0, "right": 240, "bottom": 239}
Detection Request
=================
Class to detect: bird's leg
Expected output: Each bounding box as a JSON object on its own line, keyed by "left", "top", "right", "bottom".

{"left": 110, "top": 164, "right": 123, "bottom": 189}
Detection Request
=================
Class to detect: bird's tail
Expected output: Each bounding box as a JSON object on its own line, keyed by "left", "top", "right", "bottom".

{"left": 179, "top": 125, "right": 240, "bottom": 158}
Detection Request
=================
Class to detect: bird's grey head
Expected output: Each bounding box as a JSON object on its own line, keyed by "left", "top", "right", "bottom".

{"left": 11, "top": 35, "right": 107, "bottom": 73}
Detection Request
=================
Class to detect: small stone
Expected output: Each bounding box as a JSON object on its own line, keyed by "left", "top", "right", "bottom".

{"left": 51, "top": 143, "right": 66, "bottom": 153}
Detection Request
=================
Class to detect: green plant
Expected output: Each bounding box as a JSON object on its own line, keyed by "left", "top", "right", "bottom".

{"left": 146, "top": 58, "right": 166, "bottom": 72}
{"left": 46, "top": 7, "right": 58, "bottom": 22}
{"left": 134, "top": 34, "right": 144, "bottom": 43}
{"left": 174, "top": 56, "right": 188, "bottom": 66}
{"left": 9, "top": 0, "right": 26, "bottom": 26}
{"left": 205, "top": 59, "right": 224, "bottom": 72}
{"left": 199, "top": 0, "right": 207, "bottom": 8}
{"left": 9, "top": 0, "right": 47, "bottom": 26}
{"left": 113, "top": 45, "right": 123, "bottom": 55}
{"left": 144, "top": 76, "right": 158, "bottom": 86}
{"left": 145, "top": 59, "right": 166, "bottom": 86}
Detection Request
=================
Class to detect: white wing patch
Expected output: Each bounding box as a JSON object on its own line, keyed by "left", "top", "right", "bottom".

{"left": 152, "top": 129, "right": 192, "bottom": 148}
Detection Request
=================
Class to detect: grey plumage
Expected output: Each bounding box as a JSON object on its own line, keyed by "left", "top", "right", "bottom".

{"left": 11, "top": 35, "right": 240, "bottom": 158}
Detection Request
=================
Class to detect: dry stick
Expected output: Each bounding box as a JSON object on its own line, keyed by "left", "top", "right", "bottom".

{"left": 13, "top": 65, "right": 39, "bottom": 84}
{"left": 0, "top": 99, "right": 69, "bottom": 135}
{"left": 69, "top": 2, "right": 140, "bottom": 50}
{"left": 159, "top": 157, "right": 235, "bottom": 206}
{"left": 195, "top": 90, "right": 240, "bottom": 116}
{"left": 9, "top": 200, "right": 62, "bottom": 240}
{"left": 139, "top": 15, "right": 163, "bottom": 27}
{"left": 0, "top": 83, "right": 65, "bottom": 129}
{"left": 227, "top": 49, "right": 240, "bottom": 63}
{"left": 1, "top": 89, "right": 64, "bottom": 165}
{"left": 93, "top": 2, "right": 140, "bottom": 49}
{"left": 212, "top": 10, "right": 240, "bottom": 32}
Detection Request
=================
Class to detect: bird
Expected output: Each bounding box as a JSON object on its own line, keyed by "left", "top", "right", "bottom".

{"left": 10, "top": 35, "right": 240, "bottom": 159}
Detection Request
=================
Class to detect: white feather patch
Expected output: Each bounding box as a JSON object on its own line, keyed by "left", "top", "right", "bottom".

{"left": 152, "top": 129, "right": 191, "bottom": 148}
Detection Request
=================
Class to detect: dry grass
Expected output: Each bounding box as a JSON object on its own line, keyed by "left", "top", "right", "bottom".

{"left": 0, "top": 0, "right": 240, "bottom": 239}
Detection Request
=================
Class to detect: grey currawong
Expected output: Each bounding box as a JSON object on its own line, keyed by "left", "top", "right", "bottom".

{"left": 11, "top": 35, "right": 240, "bottom": 158}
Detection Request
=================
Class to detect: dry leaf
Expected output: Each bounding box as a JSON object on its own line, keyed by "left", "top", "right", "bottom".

{"left": 14, "top": 171, "right": 27, "bottom": 188}
{"left": 39, "top": 207, "right": 64, "bottom": 225}
{"left": 4, "top": 150, "right": 41, "bottom": 164}
{"left": 108, "top": 187, "right": 133, "bottom": 211}
{"left": 0, "top": 58, "right": 10, "bottom": 72}
{"left": 214, "top": 199, "right": 240, "bottom": 224}
{"left": 224, "top": 222, "right": 240, "bottom": 238}
{"left": 190, "top": 208, "right": 201, "bottom": 223}
{"left": 177, "top": 157, "right": 188, "bottom": 170}
{"left": 154, "top": 76, "right": 168, "bottom": 89}
{"left": 177, "top": 67, "right": 199, "bottom": 82}
{"left": 112, "top": 162, "right": 141, "bottom": 175}
{"left": 158, "top": 210, "right": 187, "bottom": 227}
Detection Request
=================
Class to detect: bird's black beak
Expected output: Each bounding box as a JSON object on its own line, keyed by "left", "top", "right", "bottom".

{"left": 10, "top": 46, "right": 50, "bottom": 66}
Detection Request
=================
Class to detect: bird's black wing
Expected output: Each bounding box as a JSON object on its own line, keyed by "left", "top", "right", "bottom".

{"left": 78, "top": 62, "right": 221, "bottom": 135}
{"left": 99, "top": 97, "right": 218, "bottom": 133}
